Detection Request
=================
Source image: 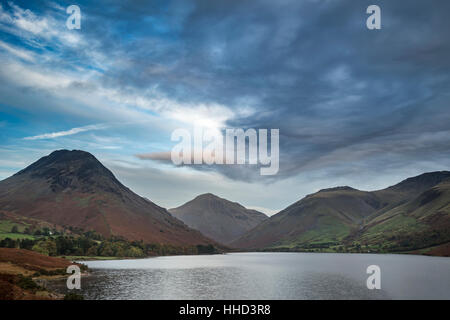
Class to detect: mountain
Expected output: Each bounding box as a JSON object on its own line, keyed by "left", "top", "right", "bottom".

{"left": 0, "top": 150, "right": 213, "bottom": 246}
{"left": 231, "top": 171, "right": 450, "bottom": 253}
{"left": 230, "top": 186, "right": 380, "bottom": 249}
{"left": 370, "top": 171, "right": 450, "bottom": 217}
{"left": 169, "top": 193, "right": 267, "bottom": 244}
{"left": 353, "top": 178, "right": 450, "bottom": 252}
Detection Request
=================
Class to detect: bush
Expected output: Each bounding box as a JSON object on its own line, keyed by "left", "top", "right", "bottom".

{"left": 32, "top": 239, "right": 57, "bottom": 256}
{"left": 64, "top": 292, "right": 84, "bottom": 300}
{"left": 16, "top": 275, "right": 41, "bottom": 292}
{"left": 126, "top": 246, "right": 144, "bottom": 257}
{"left": 196, "top": 244, "right": 217, "bottom": 254}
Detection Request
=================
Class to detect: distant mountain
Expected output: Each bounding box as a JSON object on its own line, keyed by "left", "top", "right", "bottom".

{"left": 0, "top": 150, "right": 214, "bottom": 245}
{"left": 231, "top": 171, "right": 450, "bottom": 254}
{"left": 169, "top": 193, "right": 267, "bottom": 244}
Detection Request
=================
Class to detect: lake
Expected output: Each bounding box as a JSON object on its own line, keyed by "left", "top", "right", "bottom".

{"left": 54, "top": 252, "right": 450, "bottom": 299}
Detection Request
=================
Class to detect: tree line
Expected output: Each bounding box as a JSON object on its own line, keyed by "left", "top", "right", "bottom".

{"left": 0, "top": 230, "right": 218, "bottom": 257}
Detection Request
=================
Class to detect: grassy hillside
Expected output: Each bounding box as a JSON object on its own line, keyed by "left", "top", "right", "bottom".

{"left": 232, "top": 172, "right": 450, "bottom": 256}
{"left": 349, "top": 181, "right": 450, "bottom": 253}
{"left": 231, "top": 187, "right": 381, "bottom": 250}
{"left": 0, "top": 212, "right": 61, "bottom": 241}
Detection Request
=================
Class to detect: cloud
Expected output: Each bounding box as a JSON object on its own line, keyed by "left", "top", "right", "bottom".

{"left": 1, "top": 0, "right": 450, "bottom": 195}
{"left": 0, "top": 40, "right": 34, "bottom": 61}
{"left": 136, "top": 151, "right": 171, "bottom": 161}
{"left": 0, "top": 2, "right": 240, "bottom": 131}
{"left": 0, "top": 1, "right": 83, "bottom": 47}
{"left": 23, "top": 124, "right": 108, "bottom": 140}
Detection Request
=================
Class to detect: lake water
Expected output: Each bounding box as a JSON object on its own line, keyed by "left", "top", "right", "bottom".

{"left": 56, "top": 253, "right": 450, "bottom": 300}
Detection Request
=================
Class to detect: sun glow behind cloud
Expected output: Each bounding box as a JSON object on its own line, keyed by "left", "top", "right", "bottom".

{"left": 0, "top": 2, "right": 238, "bottom": 132}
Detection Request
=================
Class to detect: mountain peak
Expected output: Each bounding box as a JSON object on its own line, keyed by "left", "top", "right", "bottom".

{"left": 318, "top": 186, "right": 357, "bottom": 193}
{"left": 48, "top": 149, "right": 95, "bottom": 159}
{"left": 388, "top": 171, "right": 450, "bottom": 192}
{"left": 16, "top": 149, "right": 98, "bottom": 174}
{"left": 195, "top": 193, "right": 222, "bottom": 201}
{"left": 13, "top": 149, "right": 120, "bottom": 194}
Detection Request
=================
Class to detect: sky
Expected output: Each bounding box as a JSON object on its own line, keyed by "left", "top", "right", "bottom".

{"left": 1, "top": 0, "right": 450, "bottom": 215}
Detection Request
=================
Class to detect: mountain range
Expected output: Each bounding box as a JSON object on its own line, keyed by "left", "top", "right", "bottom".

{"left": 231, "top": 172, "right": 450, "bottom": 254}
{"left": 0, "top": 149, "right": 449, "bottom": 256}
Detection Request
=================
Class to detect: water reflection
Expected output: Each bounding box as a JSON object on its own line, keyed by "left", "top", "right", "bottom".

{"left": 48, "top": 253, "right": 450, "bottom": 300}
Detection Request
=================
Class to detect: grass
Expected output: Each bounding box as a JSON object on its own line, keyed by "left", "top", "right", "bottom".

{"left": 0, "top": 220, "right": 26, "bottom": 233}
{"left": 270, "top": 216, "right": 351, "bottom": 250}
{"left": 360, "top": 214, "right": 427, "bottom": 244}
{"left": 0, "top": 233, "right": 37, "bottom": 240}
{"left": 0, "top": 220, "right": 36, "bottom": 240}
{"left": 0, "top": 220, "right": 38, "bottom": 240}
{"left": 297, "top": 216, "right": 350, "bottom": 242}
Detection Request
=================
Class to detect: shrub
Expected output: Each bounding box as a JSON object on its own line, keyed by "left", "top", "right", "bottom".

{"left": 16, "top": 275, "right": 41, "bottom": 292}
{"left": 64, "top": 292, "right": 84, "bottom": 300}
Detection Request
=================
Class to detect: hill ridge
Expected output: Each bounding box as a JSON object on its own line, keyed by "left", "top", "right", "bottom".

{"left": 231, "top": 170, "right": 450, "bottom": 253}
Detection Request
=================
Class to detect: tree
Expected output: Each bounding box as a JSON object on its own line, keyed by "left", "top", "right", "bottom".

{"left": 99, "top": 242, "right": 115, "bottom": 257}
{"left": 42, "top": 227, "right": 50, "bottom": 236}
{"left": 32, "top": 239, "right": 57, "bottom": 256}
{"left": 0, "top": 238, "right": 16, "bottom": 248}
{"left": 19, "top": 239, "right": 35, "bottom": 250}
{"left": 86, "top": 245, "right": 99, "bottom": 256}
{"left": 196, "top": 244, "right": 216, "bottom": 254}
{"left": 126, "top": 246, "right": 144, "bottom": 257}
{"left": 10, "top": 225, "right": 19, "bottom": 233}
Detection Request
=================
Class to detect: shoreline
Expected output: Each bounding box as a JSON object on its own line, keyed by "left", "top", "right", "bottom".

{"left": 65, "top": 250, "right": 450, "bottom": 263}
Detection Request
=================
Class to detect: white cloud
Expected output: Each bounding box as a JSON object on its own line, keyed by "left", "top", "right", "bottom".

{"left": 1, "top": 59, "right": 73, "bottom": 89}
{"left": 0, "top": 2, "right": 242, "bottom": 131}
{"left": 0, "top": 40, "right": 35, "bottom": 61}
{"left": 0, "top": 2, "right": 83, "bottom": 47}
{"left": 0, "top": 54, "right": 239, "bottom": 130}
{"left": 23, "top": 124, "right": 108, "bottom": 140}
{"left": 97, "top": 86, "right": 238, "bottom": 129}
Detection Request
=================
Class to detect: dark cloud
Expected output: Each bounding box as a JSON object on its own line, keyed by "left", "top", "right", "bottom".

{"left": 6, "top": 0, "right": 450, "bottom": 183}
{"left": 95, "top": 0, "right": 449, "bottom": 182}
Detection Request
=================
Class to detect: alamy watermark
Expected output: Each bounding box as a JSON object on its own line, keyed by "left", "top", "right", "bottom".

{"left": 366, "top": 5, "right": 381, "bottom": 30}
{"left": 171, "top": 128, "right": 279, "bottom": 175}
{"left": 366, "top": 265, "right": 381, "bottom": 290}
{"left": 66, "top": 5, "right": 81, "bottom": 30}
{"left": 66, "top": 265, "right": 81, "bottom": 289}
{"left": 64, "top": 4, "right": 380, "bottom": 32}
